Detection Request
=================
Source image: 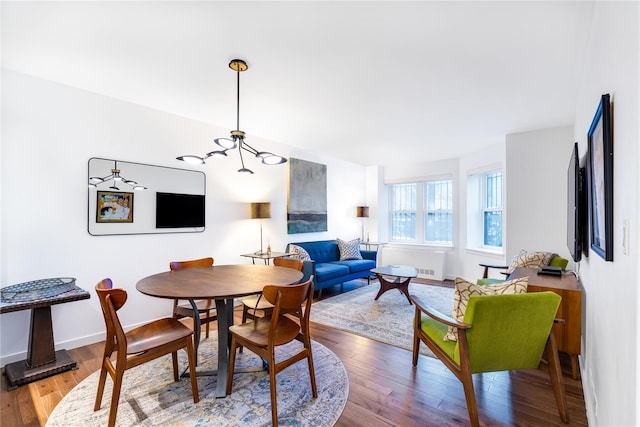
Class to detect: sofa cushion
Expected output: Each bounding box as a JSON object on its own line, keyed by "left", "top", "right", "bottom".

{"left": 444, "top": 276, "right": 529, "bottom": 342}
{"left": 332, "top": 259, "right": 376, "bottom": 273}
{"left": 337, "top": 237, "right": 363, "bottom": 260}
{"left": 288, "top": 244, "right": 311, "bottom": 261}
{"left": 314, "top": 263, "right": 350, "bottom": 283}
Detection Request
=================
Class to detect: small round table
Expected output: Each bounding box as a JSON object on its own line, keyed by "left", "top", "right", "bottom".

{"left": 136, "top": 264, "right": 302, "bottom": 397}
{"left": 370, "top": 265, "right": 418, "bottom": 304}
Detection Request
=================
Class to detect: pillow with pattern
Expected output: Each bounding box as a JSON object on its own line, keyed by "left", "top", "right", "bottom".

{"left": 443, "top": 276, "right": 529, "bottom": 341}
{"left": 337, "top": 238, "right": 363, "bottom": 260}
{"left": 288, "top": 244, "right": 311, "bottom": 261}
{"left": 506, "top": 250, "right": 553, "bottom": 273}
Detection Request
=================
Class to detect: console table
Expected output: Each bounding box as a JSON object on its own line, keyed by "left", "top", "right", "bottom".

{"left": 1, "top": 278, "right": 90, "bottom": 389}
{"left": 508, "top": 267, "right": 582, "bottom": 379}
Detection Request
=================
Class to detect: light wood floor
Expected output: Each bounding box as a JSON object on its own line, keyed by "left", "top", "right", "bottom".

{"left": 1, "top": 280, "right": 588, "bottom": 426}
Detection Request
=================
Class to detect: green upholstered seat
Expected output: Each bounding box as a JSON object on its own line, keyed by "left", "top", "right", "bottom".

{"left": 411, "top": 291, "right": 569, "bottom": 427}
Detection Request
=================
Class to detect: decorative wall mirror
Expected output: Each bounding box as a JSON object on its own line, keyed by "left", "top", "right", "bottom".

{"left": 88, "top": 157, "right": 206, "bottom": 236}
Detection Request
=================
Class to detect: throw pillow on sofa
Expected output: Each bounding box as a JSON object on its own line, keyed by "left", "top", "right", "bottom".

{"left": 289, "top": 244, "right": 311, "bottom": 261}
{"left": 443, "top": 276, "right": 529, "bottom": 342}
{"left": 337, "top": 238, "right": 363, "bottom": 260}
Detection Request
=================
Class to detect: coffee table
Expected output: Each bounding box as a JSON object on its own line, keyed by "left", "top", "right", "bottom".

{"left": 370, "top": 265, "right": 418, "bottom": 304}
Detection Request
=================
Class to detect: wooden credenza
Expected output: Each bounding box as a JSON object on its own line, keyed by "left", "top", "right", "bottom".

{"left": 508, "top": 267, "right": 582, "bottom": 379}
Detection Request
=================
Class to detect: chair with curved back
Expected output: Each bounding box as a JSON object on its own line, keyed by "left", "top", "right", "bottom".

{"left": 94, "top": 278, "right": 199, "bottom": 427}
{"left": 169, "top": 257, "right": 217, "bottom": 341}
{"left": 240, "top": 256, "right": 305, "bottom": 324}
{"left": 410, "top": 290, "right": 568, "bottom": 427}
{"left": 227, "top": 276, "right": 317, "bottom": 427}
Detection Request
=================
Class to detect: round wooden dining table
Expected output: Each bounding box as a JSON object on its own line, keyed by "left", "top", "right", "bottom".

{"left": 136, "top": 264, "right": 303, "bottom": 398}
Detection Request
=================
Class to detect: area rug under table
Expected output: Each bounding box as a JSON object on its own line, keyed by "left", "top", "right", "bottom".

{"left": 310, "top": 282, "right": 454, "bottom": 358}
{"left": 47, "top": 339, "right": 348, "bottom": 427}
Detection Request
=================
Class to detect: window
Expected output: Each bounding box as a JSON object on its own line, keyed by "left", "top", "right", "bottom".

{"left": 483, "top": 171, "right": 502, "bottom": 247}
{"left": 467, "top": 169, "right": 503, "bottom": 250}
{"left": 390, "top": 179, "right": 453, "bottom": 245}
{"left": 390, "top": 183, "right": 416, "bottom": 242}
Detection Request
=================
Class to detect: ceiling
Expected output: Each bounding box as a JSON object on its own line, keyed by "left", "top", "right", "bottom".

{"left": 1, "top": 1, "right": 594, "bottom": 167}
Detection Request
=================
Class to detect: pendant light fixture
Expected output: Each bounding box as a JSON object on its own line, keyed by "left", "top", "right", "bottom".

{"left": 177, "top": 59, "right": 287, "bottom": 174}
{"left": 88, "top": 160, "right": 147, "bottom": 191}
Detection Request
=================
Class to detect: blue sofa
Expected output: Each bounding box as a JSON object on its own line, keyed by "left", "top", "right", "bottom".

{"left": 286, "top": 240, "right": 377, "bottom": 297}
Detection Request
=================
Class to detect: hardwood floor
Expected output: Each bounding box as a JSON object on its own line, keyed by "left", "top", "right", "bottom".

{"left": 1, "top": 279, "right": 588, "bottom": 426}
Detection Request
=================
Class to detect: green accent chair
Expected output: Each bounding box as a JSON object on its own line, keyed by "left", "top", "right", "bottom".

{"left": 410, "top": 291, "right": 569, "bottom": 427}
{"left": 477, "top": 255, "right": 569, "bottom": 286}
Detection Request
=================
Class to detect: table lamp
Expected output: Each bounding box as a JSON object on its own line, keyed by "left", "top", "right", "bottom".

{"left": 356, "top": 205, "right": 369, "bottom": 242}
{"left": 250, "top": 202, "right": 271, "bottom": 255}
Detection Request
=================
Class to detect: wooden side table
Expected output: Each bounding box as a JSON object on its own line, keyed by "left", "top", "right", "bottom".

{"left": 1, "top": 278, "right": 90, "bottom": 389}
{"left": 508, "top": 267, "right": 582, "bottom": 379}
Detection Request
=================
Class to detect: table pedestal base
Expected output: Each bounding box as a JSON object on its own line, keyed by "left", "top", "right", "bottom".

{"left": 4, "top": 349, "right": 77, "bottom": 390}
{"left": 374, "top": 275, "right": 413, "bottom": 304}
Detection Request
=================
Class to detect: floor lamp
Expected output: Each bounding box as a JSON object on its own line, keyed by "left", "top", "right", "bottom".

{"left": 250, "top": 202, "right": 271, "bottom": 255}
{"left": 356, "top": 206, "right": 369, "bottom": 242}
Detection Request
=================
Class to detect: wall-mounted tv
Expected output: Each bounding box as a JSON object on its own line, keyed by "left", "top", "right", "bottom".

{"left": 567, "top": 142, "right": 587, "bottom": 262}
{"left": 155, "top": 192, "right": 205, "bottom": 229}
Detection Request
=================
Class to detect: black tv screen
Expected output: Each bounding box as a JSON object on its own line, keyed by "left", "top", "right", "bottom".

{"left": 156, "top": 192, "right": 205, "bottom": 228}
{"left": 567, "top": 143, "right": 586, "bottom": 262}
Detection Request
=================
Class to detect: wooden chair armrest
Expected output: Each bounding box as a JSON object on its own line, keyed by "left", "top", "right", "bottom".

{"left": 479, "top": 263, "right": 508, "bottom": 278}
{"left": 410, "top": 294, "right": 471, "bottom": 330}
{"left": 478, "top": 263, "right": 508, "bottom": 269}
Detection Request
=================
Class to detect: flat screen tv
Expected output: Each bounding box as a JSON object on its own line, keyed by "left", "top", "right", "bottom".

{"left": 567, "top": 142, "right": 586, "bottom": 262}
{"left": 155, "top": 192, "right": 205, "bottom": 229}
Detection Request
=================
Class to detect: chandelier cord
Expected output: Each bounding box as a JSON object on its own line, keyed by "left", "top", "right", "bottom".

{"left": 236, "top": 67, "right": 241, "bottom": 132}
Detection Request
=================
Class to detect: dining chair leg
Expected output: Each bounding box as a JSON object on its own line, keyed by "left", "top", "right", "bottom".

{"left": 185, "top": 338, "right": 200, "bottom": 403}
{"left": 204, "top": 309, "right": 210, "bottom": 338}
{"left": 94, "top": 362, "right": 108, "bottom": 411}
{"left": 171, "top": 351, "right": 179, "bottom": 382}
{"left": 268, "top": 352, "right": 279, "bottom": 427}
{"left": 108, "top": 370, "right": 125, "bottom": 427}
{"left": 306, "top": 347, "right": 318, "bottom": 397}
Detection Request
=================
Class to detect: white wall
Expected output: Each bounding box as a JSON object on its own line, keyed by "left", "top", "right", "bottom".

{"left": 572, "top": 2, "right": 639, "bottom": 426}
{"left": 505, "top": 126, "right": 575, "bottom": 267}
{"left": 0, "top": 70, "right": 367, "bottom": 364}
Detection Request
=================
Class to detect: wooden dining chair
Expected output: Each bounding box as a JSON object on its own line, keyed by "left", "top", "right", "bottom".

{"left": 94, "top": 278, "right": 199, "bottom": 427}
{"left": 240, "top": 257, "right": 305, "bottom": 325}
{"left": 169, "top": 257, "right": 217, "bottom": 339}
{"left": 227, "top": 276, "right": 317, "bottom": 427}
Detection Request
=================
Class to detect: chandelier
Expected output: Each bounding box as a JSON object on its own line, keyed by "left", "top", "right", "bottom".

{"left": 177, "top": 59, "right": 287, "bottom": 174}
{"left": 88, "top": 160, "right": 147, "bottom": 191}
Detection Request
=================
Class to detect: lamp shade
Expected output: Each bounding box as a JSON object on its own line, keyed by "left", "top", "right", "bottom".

{"left": 250, "top": 202, "right": 271, "bottom": 219}
{"left": 356, "top": 206, "right": 369, "bottom": 218}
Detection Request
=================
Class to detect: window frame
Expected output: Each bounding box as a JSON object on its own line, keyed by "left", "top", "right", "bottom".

{"left": 389, "top": 177, "right": 454, "bottom": 246}
{"left": 466, "top": 167, "right": 504, "bottom": 253}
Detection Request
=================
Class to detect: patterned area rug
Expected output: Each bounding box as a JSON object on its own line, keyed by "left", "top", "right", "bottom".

{"left": 310, "top": 282, "right": 454, "bottom": 357}
{"left": 47, "top": 339, "right": 347, "bottom": 426}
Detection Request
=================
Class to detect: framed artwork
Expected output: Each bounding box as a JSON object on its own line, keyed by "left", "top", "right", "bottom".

{"left": 96, "top": 191, "right": 134, "bottom": 223}
{"left": 287, "top": 158, "right": 327, "bottom": 233}
{"left": 587, "top": 94, "right": 613, "bottom": 261}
